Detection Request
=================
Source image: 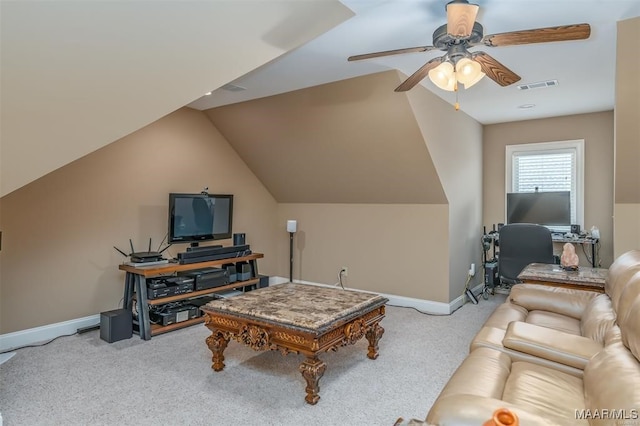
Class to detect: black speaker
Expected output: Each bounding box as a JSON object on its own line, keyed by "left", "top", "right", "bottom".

{"left": 100, "top": 309, "right": 132, "bottom": 343}
{"left": 236, "top": 261, "right": 252, "bottom": 281}
{"left": 223, "top": 263, "right": 237, "bottom": 283}
{"left": 258, "top": 274, "right": 270, "bottom": 289}
{"left": 233, "top": 233, "right": 246, "bottom": 246}
{"left": 570, "top": 224, "right": 581, "bottom": 234}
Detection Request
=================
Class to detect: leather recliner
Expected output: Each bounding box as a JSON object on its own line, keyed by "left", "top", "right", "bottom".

{"left": 469, "top": 250, "right": 640, "bottom": 375}
{"left": 397, "top": 250, "right": 640, "bottom": 425}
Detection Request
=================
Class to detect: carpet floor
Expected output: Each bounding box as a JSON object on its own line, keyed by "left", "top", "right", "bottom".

{"left": 0, "top": 294, "right": 505, "bottom": 426}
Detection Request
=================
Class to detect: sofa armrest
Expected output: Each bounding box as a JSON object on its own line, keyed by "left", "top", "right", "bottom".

{"left": 503, "top": 321, "right": 602, "bottom": 369}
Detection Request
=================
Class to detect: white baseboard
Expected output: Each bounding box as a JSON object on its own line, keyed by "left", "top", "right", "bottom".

{"left": 449, "top": 282, "right": 486, "bottom": 313}
{"left": 269, "top": 276, "right": 289, "bottom": 286}
{"left": 0, "top": 314, "right": 100, "bottom": 353}
{"left": 280, "top": 277, "right": 485, "bottom": 315}
{"left": 0, "top": 279, "right": 485, "bottom": 352}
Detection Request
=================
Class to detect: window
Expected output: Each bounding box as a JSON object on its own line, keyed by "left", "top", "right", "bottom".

{"left": 506, "top": 140, "right": 584, "bottom": 231}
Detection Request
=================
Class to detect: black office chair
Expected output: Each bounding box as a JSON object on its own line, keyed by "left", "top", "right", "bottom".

{"left": 498, "top": 223, "right": 554, "bottom": 286}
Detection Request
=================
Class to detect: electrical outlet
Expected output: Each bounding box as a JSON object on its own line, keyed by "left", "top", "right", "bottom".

{"left": 341, "top": 266, "right": 348, "bottom": 277}
{"left": 469, "top": 263, "right": 475, "bottom": 276}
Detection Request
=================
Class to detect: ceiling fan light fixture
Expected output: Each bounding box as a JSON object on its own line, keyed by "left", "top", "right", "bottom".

{"left": 462, "top": 70, "right": 485, "bottom": 88}
{"left": 455, "top": 57, "right": 485, "bottom": 88}
{"left": 428, "top": 61, "right": 456, "bottom": 91}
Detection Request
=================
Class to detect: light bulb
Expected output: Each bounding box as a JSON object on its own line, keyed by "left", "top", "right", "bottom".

{"left": 455, "top": 58, "right": 484, "bottom": 88}
{"left": 463, "top": 70, "right": 485, "bottom": 88}
{"left": 428, "top": 62, "right": 456, "bottom": 91}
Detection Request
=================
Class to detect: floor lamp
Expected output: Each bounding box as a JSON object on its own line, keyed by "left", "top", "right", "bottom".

{"left": 287, "top": 220, "right": 297, "bottom": 282}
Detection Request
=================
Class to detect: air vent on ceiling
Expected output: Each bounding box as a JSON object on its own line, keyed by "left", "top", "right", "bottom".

{"left": 516, "top": 80, "right": 559, "bottom": 91}
{"left": 221, "top": 83, "right": 246, "bottom": 92}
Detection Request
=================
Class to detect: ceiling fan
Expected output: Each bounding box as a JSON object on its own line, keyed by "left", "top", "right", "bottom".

{"left": 348, "top": 0, "right": 591, "bottom": 93}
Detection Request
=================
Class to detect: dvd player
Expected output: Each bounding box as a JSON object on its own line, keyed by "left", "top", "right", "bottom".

{"left": 177, "top": 267, "right": 229, "bottom": 291}
{"left": 146, "top": 277, "right": 195, "bottom": 299}
{"left": 149, "top": 304, "right": 199, "bottom": 326}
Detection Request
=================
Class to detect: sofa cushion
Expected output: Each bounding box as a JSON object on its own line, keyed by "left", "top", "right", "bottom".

{"left": 525, "top": 310, "right": 581, "bottom": 335}
{"left": 426, "top": 394, "right": 569, "bottom": 426}
{"left": 470, "top": 326, "right": 585, "bottom": 377}
{"left": 509, "top": 283, "right": 598, "bottom": 320}
{"left": 579, "top": 293, "right": 616, "bottom": 345}
{"left": 482, "top": 302, "right": 528, "bottom": 330}
{"left": 437, "top": 347, "right": 511, "bottom": 401}
{"left": 503, "top": 362, "right": 586, "bottom": 423}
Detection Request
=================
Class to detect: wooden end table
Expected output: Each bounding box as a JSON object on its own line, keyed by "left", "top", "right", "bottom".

{"left": 517, "top": 263, "right": 607, "bottom": 293}
{"left": 200, "top": 283, "right": 388, "bottom": 404}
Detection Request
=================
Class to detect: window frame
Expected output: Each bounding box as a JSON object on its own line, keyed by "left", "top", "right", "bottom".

{"left": 505, "top": 139, "right": 584, "bottom": 230}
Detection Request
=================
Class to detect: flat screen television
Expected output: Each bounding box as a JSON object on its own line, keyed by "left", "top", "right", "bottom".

{"left": 168, "top": 193, "right": 233, "bottom": 245}
{"left": 506, "top": 191, "right": 571, "bottom": 227}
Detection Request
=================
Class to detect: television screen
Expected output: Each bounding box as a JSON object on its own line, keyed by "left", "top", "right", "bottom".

{"left": 168, "top": 193, "right": 233, "bottom": 244}
{"left": 506, "top": 191, "right": 570, "bottom": 226}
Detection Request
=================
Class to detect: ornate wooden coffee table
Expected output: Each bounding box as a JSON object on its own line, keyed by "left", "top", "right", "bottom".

{"left": 200, "top": 283, "right": 388, "bottom": 404}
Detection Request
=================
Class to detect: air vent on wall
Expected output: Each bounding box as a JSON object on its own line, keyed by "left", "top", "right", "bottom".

{"left": 517, "top": 80, "right": 558, "bottom": 90}
{"left": 221, "top": 83, "right": 247, "bottom": 92}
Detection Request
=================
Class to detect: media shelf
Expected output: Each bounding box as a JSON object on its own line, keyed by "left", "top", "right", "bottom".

{"left": 119, "top": 253, "right": 264, "bottom": 340}
{"left": 143, "top": 279, "right": 260, "bottom": 306}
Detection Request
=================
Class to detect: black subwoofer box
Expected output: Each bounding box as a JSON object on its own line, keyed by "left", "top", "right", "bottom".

{"left": 258, "top": 274, "right": 270, "bottom": 289}
{"left": 100, "top": 309, "right": 132, "bottom": 343}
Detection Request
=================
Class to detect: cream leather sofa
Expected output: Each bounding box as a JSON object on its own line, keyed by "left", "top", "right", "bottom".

{"left": 401, "top": 250, "right": 640, "bottom": 425}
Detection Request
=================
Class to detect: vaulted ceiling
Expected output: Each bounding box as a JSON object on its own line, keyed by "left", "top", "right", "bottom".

{"left": 0, "top": 1, "right": 352, "bottom": 197}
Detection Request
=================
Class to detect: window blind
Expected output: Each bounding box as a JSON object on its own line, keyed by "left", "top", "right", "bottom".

{"left": 512, "top": 150, "right": 576, "bottom": 224}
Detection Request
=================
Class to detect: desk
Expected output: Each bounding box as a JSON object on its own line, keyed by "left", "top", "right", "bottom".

{"left": 517, "top": 263, "right": 607, "bottom": 293}
{"left": 552, "top": 235, "right": 599, "bottom": 267}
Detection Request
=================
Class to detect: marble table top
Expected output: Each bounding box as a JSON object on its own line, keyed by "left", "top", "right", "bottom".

{"left": 203, "top": 283, "right": 388, "bottom": 333}
{"left": 518, "top": 263, "right": 608, "bottom": 286}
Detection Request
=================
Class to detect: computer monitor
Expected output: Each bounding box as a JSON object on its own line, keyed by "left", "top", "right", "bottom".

{"left": 506, "top": 191, "right": 570, "bottom": 227}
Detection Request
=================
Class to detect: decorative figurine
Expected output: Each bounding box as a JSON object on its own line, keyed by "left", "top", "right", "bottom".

{"left": 561, "top": 242, "right": 580, "bottom": 270}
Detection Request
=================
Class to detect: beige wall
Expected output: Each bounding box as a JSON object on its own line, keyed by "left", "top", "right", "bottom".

{"left": 277, "top": 204, "right": 450, "bottom": 302}
{"left": 614, "top": 17, "right": 640, "bottom": 256}
{"left": 406, "top": 86, "right": 484, "bottom": 300}
{"left": 205, "top": 71, "right": 446, "bottom": 204}
{"left": 207, "top": 70, "right": 483, "bottom": 303}
{"left": 0, "top": 108, "right": 279, "bottom": 334}
{"left": 483, "top": 111, "right": 615, "bottom": 267}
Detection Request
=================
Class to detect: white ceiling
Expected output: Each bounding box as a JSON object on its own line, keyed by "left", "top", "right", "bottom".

{"left": 189, "top": 0, "right": 640, "bottom": 125}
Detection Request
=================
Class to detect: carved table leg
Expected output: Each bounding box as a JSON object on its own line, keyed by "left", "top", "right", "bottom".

{"left": 365, "top": 322, "right": 384, "bottom": 360}
{"left": 299, "top": 356, "right": 327, "bottom": 405}
{"left": 206, "top": 330, "right": 229, "bottom": 372}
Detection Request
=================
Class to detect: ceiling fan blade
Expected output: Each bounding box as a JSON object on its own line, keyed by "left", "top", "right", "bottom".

{"left": 472, "top": 52, "right": 521, "bottom": 86}
{"left": 447, "top": 1, "right": 479, "bottom": 37}
{"left": 483, "top": 23, "right": 590, "bottom": 47}
{"left": 348, "top": 45, "right": 438, "bottom": 62}
{"left": 395, "top": 56, "right": 445, "bottom": 92}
